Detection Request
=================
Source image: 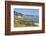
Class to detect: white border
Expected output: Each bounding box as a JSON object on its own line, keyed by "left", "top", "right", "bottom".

{"left": 11, "top": 5, "right": 42, "bottom": 31}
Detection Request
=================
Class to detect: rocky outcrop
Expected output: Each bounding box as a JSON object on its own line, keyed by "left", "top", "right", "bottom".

{"left": 14, "top": 11, "right": 24, "bottom": 17}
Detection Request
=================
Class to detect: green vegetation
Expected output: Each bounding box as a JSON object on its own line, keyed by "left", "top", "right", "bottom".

{"left": 14, "top": 23, "right": 38, "bottom": 27}
{"left": 15, "top": 17, "right": 32, "bottom": 22}
{"left": 14, "top": 17, "right": 38, "bottom": 27}
{"left": 14, "top": 17, "right": 33, "bottom": 27}
{"left": 14, "top": 24, "right": 30, "bottom": 27}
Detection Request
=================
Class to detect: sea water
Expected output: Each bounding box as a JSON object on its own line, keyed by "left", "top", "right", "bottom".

{"left": 23, "top": 15, "right": 39, "bottom": 23}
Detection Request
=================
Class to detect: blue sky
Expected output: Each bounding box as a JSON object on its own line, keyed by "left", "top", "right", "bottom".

{"left": 14, "top": 8, "right": 39, "bottom": 16}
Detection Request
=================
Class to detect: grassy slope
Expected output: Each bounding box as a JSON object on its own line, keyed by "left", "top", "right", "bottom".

{"left": 14, "top": 17, "right": 38, "bottom": 27}
{"left": 15, "top": 17, "right": 33, "bottom": 22}
{"left": 14, "top": 24, "right": 30, "bottom": 27}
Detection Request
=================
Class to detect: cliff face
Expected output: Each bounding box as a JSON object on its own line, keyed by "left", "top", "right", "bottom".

{"left": 14, "top": 11, "right": 24, "bottom": 17}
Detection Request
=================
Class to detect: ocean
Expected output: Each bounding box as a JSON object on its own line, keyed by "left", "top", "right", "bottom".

{"left": 23, "top": 15, "right": 39, "bottom": 23}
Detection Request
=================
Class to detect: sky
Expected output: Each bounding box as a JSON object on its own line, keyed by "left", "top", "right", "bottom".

{"left": 14, "top": 8, "right": 39, "bottom": 16}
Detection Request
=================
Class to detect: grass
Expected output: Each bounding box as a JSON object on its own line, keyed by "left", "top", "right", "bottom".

{"left": 14, "top": 23, "right": 39, "bottom": 27}
{"left": 14, "top": 17, "right": 33, "bottom": 22}
{"left": 14, "top": 17, "right": 39, "bottom": 27}
{"left": 14, "top": 24, "right": 30, "bottom": 27}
